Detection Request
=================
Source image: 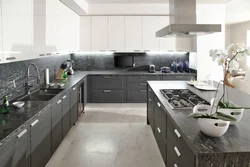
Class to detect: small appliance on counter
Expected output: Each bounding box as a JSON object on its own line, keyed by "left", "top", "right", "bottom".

{"left": 149, "top": 64, "right": 156, "bottom": 73}
{"left": 160, "top": 66, "right": 171, "bottom": 73}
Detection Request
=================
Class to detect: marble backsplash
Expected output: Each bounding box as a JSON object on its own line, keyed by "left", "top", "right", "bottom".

{"left": 0, "top": 54, "right": 70, "bottom": 104}
{"left": 72, "top": 52, "right": 189, "bottom": 71}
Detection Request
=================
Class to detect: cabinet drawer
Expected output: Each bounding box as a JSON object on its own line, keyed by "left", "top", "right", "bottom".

{"left": 127, "top": 82, "right": 147, "bottom": 90}
{"left": 162, "top": 75, "right": 192, "bottom": 81}
{"left": 127, "top": 76, "right": 159, "bottom": 83}
{"left": 127, "top": 90, "right": 147, "bottom": 103}
{"left": 92, "top": 90, "right": 124, "bottom": 103}
{"left": 70, "top": 85, "right": 77, "bottom": 107}
{"left": 91, "top": 76, "right": 124, "bottom": 89}
{"left": 154, "top": 100, "right": 167, "bottom": 140}
{"left": 168, "top": 132, "right": 195, "bottom": 167}
{"left": 167, "top": 117, "right": 195, "bottom": 165}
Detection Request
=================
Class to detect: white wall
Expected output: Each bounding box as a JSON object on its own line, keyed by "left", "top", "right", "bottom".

{"left": 196, "top": 4, "right": 226, "bottom": 81}
{"left": 226, "top": 0, "right": 250, "bottom": 24}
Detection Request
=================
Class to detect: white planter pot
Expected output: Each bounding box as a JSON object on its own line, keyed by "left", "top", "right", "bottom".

{"left": 218, "top": 108, "right": 244, "bottom": 125}
{"left": 197, "top": 118, "right": 230, "bottom": 137}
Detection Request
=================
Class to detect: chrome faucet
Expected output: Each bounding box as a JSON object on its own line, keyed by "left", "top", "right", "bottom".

{"left": 25, "top": 63, "right": 41, "bottom": 94}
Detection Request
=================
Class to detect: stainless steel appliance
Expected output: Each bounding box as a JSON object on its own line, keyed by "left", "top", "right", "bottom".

{"left": 149, "top": 65, "right": 155, "bottom": 73}
{"left": 156, "top": 0, "right": 221, "bottom": 37}
{"left": 160, "top": 89, "right": 209, "bottom": 109}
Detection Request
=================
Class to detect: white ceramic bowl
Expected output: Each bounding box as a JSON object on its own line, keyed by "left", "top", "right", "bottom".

{"left": 197, "top": 118, "right": 230, "bottom": 137}
{"left": 218, "top": 108, "right": 244, "bottom": 125}
{"left": 12, "top": 101, "right": 25, "bottom": 109}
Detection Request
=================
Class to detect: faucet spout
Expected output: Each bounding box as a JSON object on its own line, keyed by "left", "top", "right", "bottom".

{"left": 25, "top": 63, "right": 41, "bottom": 93}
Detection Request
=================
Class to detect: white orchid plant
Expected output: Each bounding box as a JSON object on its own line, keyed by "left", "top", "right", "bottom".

{"left": 209, "top": 43, "right": 249, "bottom": 72}
{"left": 190, "top": 44, "right": 250, "bottom": 121}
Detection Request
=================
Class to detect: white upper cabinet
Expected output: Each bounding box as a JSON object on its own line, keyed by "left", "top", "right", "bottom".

{"left": 0, "top": 1, "right": 3, "bottom": 63}
{"left": 125, "top": 16, "right": 142, "bottom": 52}
{"left": 46, "top": 0, "right": 80, "bottom": 53}
{"left": 142, "top": 16, "right": 159, "bottom": 52}
{"left": 80, "top": 16, "right": 91, "bottom": 51}
{"left": 2, "top": 0, "right": 33, "bottom": 62}
{"left": 91, "top": 16, "right": 108, "bottom": 51}
{"left": 158, "top": 16, "right": 176, "bottom": 52}
{"left": 108, "top": 16, "right": 125, "bottom": 52}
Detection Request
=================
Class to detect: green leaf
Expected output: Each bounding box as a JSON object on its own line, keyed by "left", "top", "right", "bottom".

{"left": 218, "top": 101, "right": 226, "bottom": 108}
{"left": 216, "top": 112, "right": 236, "bottom": 121}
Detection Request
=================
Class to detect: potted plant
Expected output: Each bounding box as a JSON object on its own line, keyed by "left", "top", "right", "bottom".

{"left": 189, "top": 43, "right": 250, "bottom": 137}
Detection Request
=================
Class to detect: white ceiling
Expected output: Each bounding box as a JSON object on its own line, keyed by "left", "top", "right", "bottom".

{"left": 86, "top": 0, "right": 230, "bottom": 4}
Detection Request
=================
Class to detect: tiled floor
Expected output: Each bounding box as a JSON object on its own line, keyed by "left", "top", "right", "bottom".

{"left": 46, "top": 103, "right": 165, "bottom": 167}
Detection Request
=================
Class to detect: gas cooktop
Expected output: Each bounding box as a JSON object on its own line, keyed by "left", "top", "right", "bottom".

{"left": 160, "top": 89, "right": 210, "bottom": 109}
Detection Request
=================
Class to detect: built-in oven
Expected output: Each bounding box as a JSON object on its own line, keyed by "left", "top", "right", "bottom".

{"left": 78, "top": 81, "right": 84, "bottom": 116}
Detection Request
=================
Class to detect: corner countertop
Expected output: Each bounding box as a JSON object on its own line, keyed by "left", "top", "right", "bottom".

{"left": 0, "top": 70, "right": 196, "bottom": 143}
{"left": 147, "top": 81, "right": 250, "bottom": 155}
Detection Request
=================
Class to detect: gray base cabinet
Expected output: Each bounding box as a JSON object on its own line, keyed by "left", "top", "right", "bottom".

{"left": 70, "top": 103, "right": 78, "bottom": 126}
{"left": 62, "top": 91, "right": 70, "bottom": 138}
{"left": 30, "top": 107, "right": 52, "bottom": 167}
{"left": 147, "top": 84, "right": 195, "bottom": 167}
{"left": 88, "top": 74, "right": 194, "bottom": 103}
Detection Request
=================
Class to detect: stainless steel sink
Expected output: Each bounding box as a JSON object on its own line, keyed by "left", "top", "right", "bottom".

{"left": 33, "top": 88, "right": 63, "bottom": 95}
{"left": 19, "top": 94, "right": 55, "bottom": 101}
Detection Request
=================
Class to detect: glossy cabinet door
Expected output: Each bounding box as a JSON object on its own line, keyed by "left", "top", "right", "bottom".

{"left": 70, "top": 86, "right": 78, "bottom": 126}
{"left": 80, "top": 16, "right": 91, "bottom": 51}
{"left": 158, "top": 16, "right": 176, "bottom": 52}
{"left": 0, "top": 1, "right": 3, "bottom": 64}
{"left": 52, "top": 98, "right": 63, "bottom": 153}
{"left": 2, "top": 0, "right": 33, "bottom": 62}
{"left": 91, "top": 16, "right": 108, "bottom": 51}
{"left": 30, "top": 107, "right": 52, "bottom": 167}
{"left": 142, "top": 16, "right": 159, "bottom": 52}
{"left": 108, "top": 16, "right": 125, "bottom": 52}
{"left": 0, "top": 136, "right": 14, "bottom": 167}
{"left": 12, "top": 124, "right": 30, "bottom": 167}
{"left": 62, "top": 91, "right": 71, "bottom": 138}
{"left": 125, "top": 16, "right": 142, "bottom": 52}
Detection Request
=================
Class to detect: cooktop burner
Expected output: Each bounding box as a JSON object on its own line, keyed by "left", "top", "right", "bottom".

{"left": 160, "top": 89, "right": 210, "bottom": 109}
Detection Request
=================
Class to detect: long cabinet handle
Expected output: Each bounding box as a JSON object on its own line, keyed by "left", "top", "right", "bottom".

{"left": 103, "top": 76, "right": 111, "bottom": 79}
{"left": 139, "top": 76, "right": 146, "bottom": 79}
{"left": 104, "top": 90, "right": 111, "bottom": 93}
{"left": 157, "top": 102, "right": 161, "bottom": 107}
{"left": 31, "top": 119, "right": 39, "bottom": 127}
{"left": 17, "top": 129, "right": 27, "bottom": 138}
{"left": 57, "top": 100, "right": 62, "bottom": 104}
{"left": 174, "top": 164, "right": 178, "bottom": 167}
{"left": 157, "top": 127, "right": 161, "bottom": 133}
{"left": 139, "top": 90, "right": 146, "bottom": 93}
{"left": 72, "top": 87, "right": 76, "bottom": 91}
{"left": 149, "top": 98, "right": 152, "bottom": 102}
{"left": 174, "top": 146, "right": 181, "bottom": 157}
{"left": 134, "top": 50, "right": 141, "bottom": 52}
{"left": 63, "top": 95, "right": 67, "bottom": 99}
{"left": 139, "top": 83, "right": 146, "bottom": 86}
{"left": 174, "top": 129, "right": 181, "bottom": 138}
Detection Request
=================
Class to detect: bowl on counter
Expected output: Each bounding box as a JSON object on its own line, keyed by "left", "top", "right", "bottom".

{"left": 12, "top": 101, "right": 25, "bottom": 109}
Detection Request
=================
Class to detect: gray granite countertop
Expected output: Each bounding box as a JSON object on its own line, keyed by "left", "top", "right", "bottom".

{"left": 148, "top": 81, "right": 250, "bottom": 155}
{"left": 0, "top": 70, "right": 196, "bottom": 143}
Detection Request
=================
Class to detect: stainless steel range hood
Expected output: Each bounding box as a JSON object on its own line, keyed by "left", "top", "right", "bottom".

{"left": 156, "top": 0, "right": 221, "bottom": 37}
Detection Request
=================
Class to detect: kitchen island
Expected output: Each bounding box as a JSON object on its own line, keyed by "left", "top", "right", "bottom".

{"left": 147, "top": 81, "right": 250, "bottom": 167}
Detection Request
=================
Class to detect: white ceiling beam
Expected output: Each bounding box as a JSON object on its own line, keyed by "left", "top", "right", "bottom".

{"left": 59, "top": 0, "right": 89, "bottom": 15}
